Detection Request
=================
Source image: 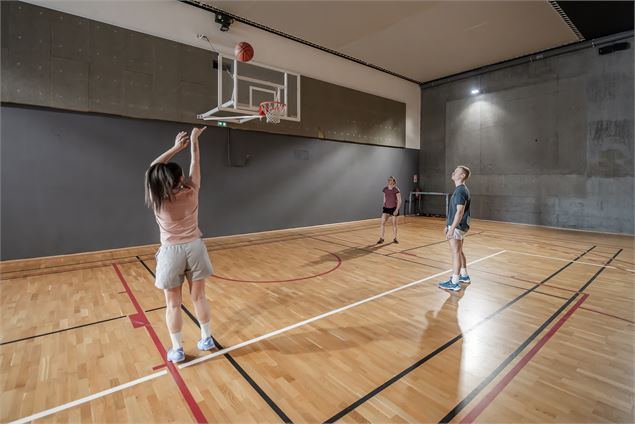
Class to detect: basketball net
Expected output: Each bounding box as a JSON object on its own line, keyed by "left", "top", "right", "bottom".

{"left": 259, "top": 101, "right": 287, "bottom": 124}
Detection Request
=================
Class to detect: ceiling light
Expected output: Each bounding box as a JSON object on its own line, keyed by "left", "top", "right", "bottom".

{"left": 471, "top": 89, "right": 480, "bottom": 95}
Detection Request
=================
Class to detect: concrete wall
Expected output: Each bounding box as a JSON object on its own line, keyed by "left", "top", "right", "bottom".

{"left": 0, "top": 105, "right": 419, "bottom": 260}
{"left": 2, "top": 1, "right": 407, "bottom": 148}
{"left": 19, "top": 0, "right": 421, "bottom": 149}
{"left": 420, "top": 39, "right": 634, "bottom": 234}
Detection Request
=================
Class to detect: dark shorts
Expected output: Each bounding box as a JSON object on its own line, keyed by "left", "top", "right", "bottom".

{"left": 382, "top": 207, "right": 399, "bottom": 216}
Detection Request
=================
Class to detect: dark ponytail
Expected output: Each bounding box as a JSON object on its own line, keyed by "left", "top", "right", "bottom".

{"left": 145, "top": 162, "right": 183, "bottom": 210}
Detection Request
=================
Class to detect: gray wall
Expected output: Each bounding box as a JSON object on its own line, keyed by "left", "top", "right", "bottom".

{"left": 0, "top": 105, "right": 418, "bottom": 260}
{"left": 2, "top": 1, "right": 406, "bottom": 148}
{"left": 420, "top": 40, "right": 634, "bottom": 234}
{"left": 242, "top": 76, "right": 406, "bottom": 148}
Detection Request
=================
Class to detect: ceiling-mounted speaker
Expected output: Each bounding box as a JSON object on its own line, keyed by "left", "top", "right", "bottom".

{"left": 598, "top": 42, "right": 630, "bottom": 55}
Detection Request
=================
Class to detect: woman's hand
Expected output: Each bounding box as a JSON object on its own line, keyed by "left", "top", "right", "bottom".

{"left": 190, "top": 126, "right": 207, "bottom": 141}
{"left": 174, "top": 131, "right": 189, "bottom": 151}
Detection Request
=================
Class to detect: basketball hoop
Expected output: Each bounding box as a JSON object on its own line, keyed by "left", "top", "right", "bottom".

{"left": 259, "top": 101, "right": 287, "bottom": 124}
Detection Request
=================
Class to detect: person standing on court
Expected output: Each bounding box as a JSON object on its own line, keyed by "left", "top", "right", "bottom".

{"left": 378, "top": 176, "right": 402, "bottom": 244}
{"left": 145, "top": 127, "right": 215, "bottom": 363}
{"left": 438, "top": 166, "right": 472, "bottom": 291}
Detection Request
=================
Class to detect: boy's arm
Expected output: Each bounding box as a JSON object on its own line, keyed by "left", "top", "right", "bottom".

{"left": 446, "top": 204, "right": 465, "bottom": 238}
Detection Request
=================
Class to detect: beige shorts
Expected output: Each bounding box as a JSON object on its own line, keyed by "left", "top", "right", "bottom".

{"left": 155, "top": 239, "right": 213, "bottom": 290}
{"left": 447, "top": 226, "right": 468, "bottom": 240}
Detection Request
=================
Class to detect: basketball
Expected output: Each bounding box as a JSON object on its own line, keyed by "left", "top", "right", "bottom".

{"left": 235, "top": 41, "right": 254, "bottom": 62}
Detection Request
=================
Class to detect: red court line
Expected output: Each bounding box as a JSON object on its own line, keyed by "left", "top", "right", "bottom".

{"left": 541, "top": 283, "right": 580, "bottom": 293}
{"left": 112, "top": 264, "right": 208, "bottom": 423}
{"left": 579, "top": 307, "right": 635, "bottom": 324}
{"left": 212, "top": 249, "right": 342, "bottom": 283}
{"left": 460, "top": 293, "right": 589, "bottom": 424}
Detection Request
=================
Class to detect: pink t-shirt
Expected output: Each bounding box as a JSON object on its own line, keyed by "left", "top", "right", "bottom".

{"left": 383, "top": 186, "right": 400, "bottom": 208}
{"left": 154, "top": 181, "right": 202, "bottom": 245}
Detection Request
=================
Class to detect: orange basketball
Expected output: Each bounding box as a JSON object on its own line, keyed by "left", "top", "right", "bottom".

{"left": 235, "top": 41, "right": 254, "bottom": 62}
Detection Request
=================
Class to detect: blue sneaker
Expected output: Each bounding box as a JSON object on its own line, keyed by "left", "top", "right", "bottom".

{"left": 438, "top": 279, "right": 461, "bottom": 291}
{"left": 167, "top": 347, "right": 185, "bottom": 363}
{"left": 459, "top": 274, "right": 471, "bottom": 284}
{"left": 197, "top": 336, "right": 216, "bottom": 351}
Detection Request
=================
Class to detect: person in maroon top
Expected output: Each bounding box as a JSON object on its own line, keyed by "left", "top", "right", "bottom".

{"left": 378, "top": 176, "right": 402, "bottom": 244}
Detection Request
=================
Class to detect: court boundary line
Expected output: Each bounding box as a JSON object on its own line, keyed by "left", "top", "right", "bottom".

{"left": 179, "top": 250, "right": 506, "bottom": 370}
{"left": 489, "top": 247, "right": 632, "bottom": 273}
{"left": 308, "top": 235, "right": 448, "bottom": 271}
{"left": 15, "top": 246, "right": 601, "bottom": 424}
{"left": 136, "top": 256, "right": 294, "bottom": 424}
{"left": 113, "top": 264, "right": 208, "bottom": 423}
{"left": 324, "top": 245, "right": 596, "bottom": 422}
{"left": 476, "top": 217, "right": 633, "bottom": 237}
{"left": 308, "top": 229, "right": 624, "bottom": 275}
{"left": 9, "top": 370, "right": 168, "bottom": 424}
{"left": 3, "top": 219, "right": 629, "bottom": 279}
{"left": 388, "top": 231, "right": 484, "bottom": 255}
{"left": 307, "top": 236, "right": 580, "bottom": 304}
{"left": 578, "top": 307, "right": 635, "bottom": 324}
{"left": 2, "top": 217, "right": 630, "bottom": 276}
{"left": 212, "top": 249, "right": 342, "bottom": 284}
{"left": 459, "top": 293, "right": 591, "bottom": 423}
{"left": 474, "top": 231, "right": 635, "bottom": 268}
{"left": 476, "top": 228, "right": 632, "bottom": 252}
{"left": 0, "top": 221, "right": 395, "bottom": 279}
{"left": 7, "top": 245, "right": 610, "bottom": 424}
{"left": 0, "top": 220, "right": 391, "bottom": 275}
{"left": 0, "top": 305, "right": 168, "bottom": 347}
{"left": 0, "top": 315, "right": 126, "bottom": 346}
{"left": 439, "top": 248, "right": 621, "bottom": 423}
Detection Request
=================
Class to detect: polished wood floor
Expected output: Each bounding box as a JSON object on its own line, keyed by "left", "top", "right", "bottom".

{"left": 1, "top": 217, "right": 633, "bottom": 423}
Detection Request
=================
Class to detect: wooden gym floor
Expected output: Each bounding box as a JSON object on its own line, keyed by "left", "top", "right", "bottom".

{"left": 1, "top": 216, "right": 633, "bottom": 423}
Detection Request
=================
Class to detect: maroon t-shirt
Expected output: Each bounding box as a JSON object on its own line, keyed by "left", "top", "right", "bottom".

{"left": 383, "top": 186, "right": 400, "bottom": 208}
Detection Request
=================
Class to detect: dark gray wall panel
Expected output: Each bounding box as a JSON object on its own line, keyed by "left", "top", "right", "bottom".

{"left": 420, "top": 40, "right": 634, "bottom": 233}
{"left": 0, "top": 105, "right": 418, "bottom": 260}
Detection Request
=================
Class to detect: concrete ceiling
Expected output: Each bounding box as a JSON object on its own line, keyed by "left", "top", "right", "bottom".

{"left": 200, "top": 1, "right": 579, "bottom": 83}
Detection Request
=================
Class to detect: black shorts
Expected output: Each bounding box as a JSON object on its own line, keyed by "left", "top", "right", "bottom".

{"left": 382, "top": 207, "right": 398, "bottom": 216}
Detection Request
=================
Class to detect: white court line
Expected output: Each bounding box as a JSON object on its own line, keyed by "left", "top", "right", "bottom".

{"left": 489, "top": 248, "right": 633, "bottom": 273}
{"left": 180, "top": 249, "right": 506, "bottom": 369}
{"left": 10, "top": 370, "right": 167, "bottom": 424}
{"left": 10, "top": 249, "right": 505, "bottom": 423}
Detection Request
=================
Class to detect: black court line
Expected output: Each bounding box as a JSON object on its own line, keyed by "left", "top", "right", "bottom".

{"left": 477, "top": 229, "right": 631, "bottom": 251}
{"left": 486, "top": 279, "right": 570, "bottom": 301}
{"left": 139, "top": 222, "right": 395, "bottom": 261}
{"left": 308, "top": 235, "right": 448, "bottom": 270}
{"left": 0, "top": 257, "right": 144, "bottom": 276}
{"left": 438, "top": 248, "right": 621, "bottom": 423}
{"left": 0, "top": 315, "right": 126, "bottom": 346}
{"left": 201, "top": 221, "right": 410, "bottom": 255}
{"left": 324, "top": 245, "right": 596, "bottom": 423}
{"left": 136, "top": 256, "right": 293, "bottom": 424}
{"left": 0, "top": 220, "right": 424, "bottom": 279}
{"left": 145, "top": 305, "right": 168, "bottom": 313}
{"left": 0, "top": 259, "right": 141, "bottom": 280}
{"left": 0, "top": 303, "right": 168, "bottom": 347}
{"left": 473, "top": 233, "right": 631, "bottom": 267}
{"left": 471, "top": 231, "right": 630, "bottom": 271}
{"left": 1, "top": 219, "right": 411, "bottom": 276}
{"left": 388, "top": 231, "right": 484, "bottom": 256}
